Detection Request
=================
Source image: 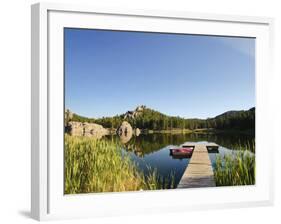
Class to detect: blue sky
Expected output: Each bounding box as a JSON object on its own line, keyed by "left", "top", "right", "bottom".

{"left": 65, "top": 28, "right": 255, "bottom": 119}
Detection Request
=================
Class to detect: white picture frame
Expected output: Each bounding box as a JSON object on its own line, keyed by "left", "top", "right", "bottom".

{"left": 31, "top": 2, "right": 274, "bottom": 221}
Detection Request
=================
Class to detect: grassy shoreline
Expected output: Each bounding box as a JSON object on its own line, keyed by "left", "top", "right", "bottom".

{"left": 64, "top": 135, "right": 175, "bottom": 194}
{"left": 65, "top": 133, "right": 255, "bottom": 192}
{"left": 214, "top": 149, "right": 255, "bottom": 186}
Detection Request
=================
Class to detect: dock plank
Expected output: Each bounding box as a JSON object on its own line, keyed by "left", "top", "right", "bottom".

{"left": 177, "top": 144, "right": 216, "bottom": 188}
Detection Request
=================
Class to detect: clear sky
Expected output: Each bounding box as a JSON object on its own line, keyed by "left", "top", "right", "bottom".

{"left": 64, "top": 28, "right": 255, "bottom": 119}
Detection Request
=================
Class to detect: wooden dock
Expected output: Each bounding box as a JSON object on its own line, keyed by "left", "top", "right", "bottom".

{"left": 177, "top": 143, "right": 218, "bottom": 188}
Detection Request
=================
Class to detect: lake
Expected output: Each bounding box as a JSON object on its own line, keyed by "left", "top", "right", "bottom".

{"left": 105, "top": 132, "right": 255, "bottom": 187}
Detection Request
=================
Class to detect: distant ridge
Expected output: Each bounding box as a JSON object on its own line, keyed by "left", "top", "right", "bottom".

{"left": 215, "top": 107, "right": 255, "bottom": 119}
{"left": 66, "top": 105, "right": 255, "bottom": 132}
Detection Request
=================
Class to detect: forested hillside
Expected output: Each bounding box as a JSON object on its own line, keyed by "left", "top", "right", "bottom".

{"left": 66, "top": 106, "right": 255, "bottom": 131}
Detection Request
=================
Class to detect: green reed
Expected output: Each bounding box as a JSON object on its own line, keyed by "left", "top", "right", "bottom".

{"left": 231, "top": 139, "right": 255, "bottom": 153}
{"left": 214, "top": 149, "right": 255, "bottom": 186}
{"left": 64, "top": 135, "right": 175, "bottom": 194}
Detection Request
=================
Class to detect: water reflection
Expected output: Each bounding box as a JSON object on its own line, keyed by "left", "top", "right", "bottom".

{"left": 105, "top": 132, "right": 254, "bottom": 157}
{"left": 103, "top": 132, "right": 254, "bottom": 186}
{"left": 119, "top": 131, "right": 133, "bottom": 144}
{"left": 170, "top": 153, "right": 193, "bottom": 160}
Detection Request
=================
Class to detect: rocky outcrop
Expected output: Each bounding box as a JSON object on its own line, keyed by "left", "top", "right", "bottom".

{"left": 124, "top": 105, "right": 146, "bottom": 119}
{"left": 67, "top": 121, "right": 109, "bottom": 138}
{"left": 65, "top": 109, "right": 73, "bottom": 124}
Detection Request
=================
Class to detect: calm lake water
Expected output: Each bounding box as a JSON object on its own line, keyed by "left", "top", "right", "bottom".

{"left": 105, "top": 132, "right": 254, "bottom": 187}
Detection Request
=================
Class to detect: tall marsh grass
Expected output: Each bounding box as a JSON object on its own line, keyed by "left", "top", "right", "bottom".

{"left": 231, "top": 139, "right": 255, "bottom": 153}
{"left": 214, "top": 149, "right": 255, "bottom": 186}
{"left": 64, "top": 135, "right": 175, "bottom": 194}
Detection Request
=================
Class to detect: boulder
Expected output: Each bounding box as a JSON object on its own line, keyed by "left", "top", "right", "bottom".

{"left": 67, "top": 121, "right": 109, "bottom": 138}
{"left": 135, "top": 128, "right": 141, "bottom": 136}
{"left": 67, "top": 121, "right": 84, "bottom": 136}
{"left": 83, "top": 122, "right": 109, "bottom": 138}
{"left": 117, "top": 121, "right": 133, "bottom": 143}
{"left": 117, "top": 121, "right": 133, "bottom": 136}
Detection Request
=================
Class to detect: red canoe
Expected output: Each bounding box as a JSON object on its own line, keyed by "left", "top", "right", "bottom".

{"left": 170, "top": 147, "right": 193, "bottom": 156}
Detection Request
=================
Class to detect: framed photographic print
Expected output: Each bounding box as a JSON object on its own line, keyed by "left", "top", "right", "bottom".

{"left": 31, "top": 2, "right": 274, "bottom": 221}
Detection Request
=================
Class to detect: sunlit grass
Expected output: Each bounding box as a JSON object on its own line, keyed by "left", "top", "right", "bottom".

{"left": 232, "top": 139, "right": 255, "bottom": 153}
{"left": 64, "top": 135, "right": 175, "bottom": 194}
{"left": 214, "top": 148, "right": 255, "bottom": 186}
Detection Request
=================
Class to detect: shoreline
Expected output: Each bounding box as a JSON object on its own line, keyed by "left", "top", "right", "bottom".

{"left": 140, "top": 128, "right": 254, "bottom": 135}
